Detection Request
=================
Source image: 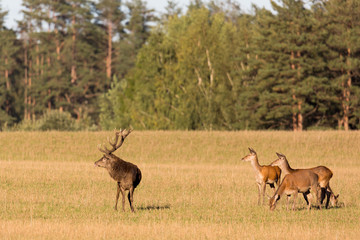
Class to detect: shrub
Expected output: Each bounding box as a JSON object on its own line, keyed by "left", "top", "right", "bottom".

{"left": 13, "top": 110, "right": 98, "bottom": 131}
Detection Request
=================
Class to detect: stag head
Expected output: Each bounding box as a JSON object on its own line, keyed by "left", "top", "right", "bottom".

{"left": 94, "top": 155, "right": 112, "bottom": 168}
{"left": 94, "top": 129, "right": 132, "bottom": 167}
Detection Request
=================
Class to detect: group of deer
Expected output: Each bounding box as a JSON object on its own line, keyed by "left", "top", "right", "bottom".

{"left": 92, "top": 130, "right": 339, "bottom": 212}
{"left": 241, "top": 148, "right": 339, "bottom": 211}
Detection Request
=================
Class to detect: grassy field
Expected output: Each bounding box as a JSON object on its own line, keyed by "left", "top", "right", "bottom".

{"left": 0, "top": 131, "right": 359, "bottom": 239}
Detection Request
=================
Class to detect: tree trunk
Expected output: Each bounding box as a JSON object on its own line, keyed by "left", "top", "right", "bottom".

{"left": 48, "top": 89, "right": 52, "bottom": 111}
{"left": 4, "top": 56, "right": 10, "bottom": 114}
{"left": 292, "top": 94, "right": 297, "bottom": 131}
{"left": 296, "top": 50, "right": 303, "bottom": 131}
{"left": 54, "top": 13, "right": 60, "bottom": 61}
{"left": 343, "top": 48, "right": 352, "bottom": 131}
{"left": 71, "top": 13, "right": 77, "bottom": 83}
{"left": 297, "top": 100, "right": 303, "bottom": 131}
{"left": 291, "top": 51, "right": 297, "bottom": 131}
{"left": 106, "top": 19, "right": 112, "bottom": 79}
{"left": 24, "top": 44, "right": 29, "bottom": 120}
{"left": 28, "top": 59, "right": 33, "bottom": 120}
{"left": 5, "top": 56, "right": 10, "bottom": 90}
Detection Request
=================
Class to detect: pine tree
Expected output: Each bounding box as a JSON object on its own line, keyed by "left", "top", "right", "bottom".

{"left": 252, "top": 0, "right": 322, "bottom": 130}
{"left": 114, "top": 0, "right": 156, "bottom": 79}
{"left": 96, "top": 0, "right": 124, "bottom": 80}
{"left": 0, "top": 5, "right": 19, "bottom": 127}
{"left": 321, "top": 0, "right": 360, "bottom": 130}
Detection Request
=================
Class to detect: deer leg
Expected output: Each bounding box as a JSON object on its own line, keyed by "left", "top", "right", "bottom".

{"left": 292, "top": 192, "right": 298, "bottom": 211}
{"left": 286, "top": 195, "right": 290, "bottom": 211}
{"left": 128, "top": 186, "right": 135, "bottom": 212}
{"left": 306, "top": 192, "right": 313, "bottom": 211}
{"left": 320, "top": 187, "right": 326, "bottom": 205}
{"left": 325, "top": 184, "right": 335, "bottom": 209}
{"left": 302, "top": 191, "right": 309, "bottom": 205}
{"left": 114, "top": 182, "right": 121, "bottom": 210}
{"left": 325, "top": 189, "right": 331, "bottom": 209}
{"left": 269, "top": 183, "right": 276, "bottom": 194}
{"left": 261, "top": 183, "right": 266, "bottom": 205}
{"left": 316, "top": 185, "right": 322, "bottom": 210}
{"left": 256, "top": 182, "right": 262, "bottom": 205}
{"left": 120, "top": 188, "right": 126, "bottom": 212}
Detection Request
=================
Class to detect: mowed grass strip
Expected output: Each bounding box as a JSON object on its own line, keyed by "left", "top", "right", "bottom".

{"left": 0, "top": 131, "right": 359, "bottom": 239}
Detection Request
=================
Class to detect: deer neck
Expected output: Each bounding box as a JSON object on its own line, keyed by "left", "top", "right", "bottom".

{"left": 274, "top": 180, "right": 286, "bottom": 198}
{"left": 250, "top": 156, "right": 262, "bottom": 174}
{"left": 106, "top": 156, "right": 126, "bottom": 180}
{"left": 281, "top": 160, "right": 295, "bottom": 175}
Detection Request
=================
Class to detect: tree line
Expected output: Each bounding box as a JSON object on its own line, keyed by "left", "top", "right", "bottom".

{"left": 1, "top": 0, "right": 360, "bottom": 131}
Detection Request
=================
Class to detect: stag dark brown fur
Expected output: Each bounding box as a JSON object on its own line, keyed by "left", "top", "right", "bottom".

{"left": 94, "top": 129, "right": 142, "bottom": 212}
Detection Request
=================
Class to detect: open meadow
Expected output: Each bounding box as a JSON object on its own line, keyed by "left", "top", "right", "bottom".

{"left": 0, "top": 131, "right": 359, "bottom": 239}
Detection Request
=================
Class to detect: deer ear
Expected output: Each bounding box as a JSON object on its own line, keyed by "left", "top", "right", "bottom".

{"left": 276, "top": 152, "right": 284, "bottom": 158}
{"left": 249, "top": 147, "right": 257, "bottom": 154}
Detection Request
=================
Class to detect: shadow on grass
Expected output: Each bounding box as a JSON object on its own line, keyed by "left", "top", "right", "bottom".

{"left": 137, "top": 204, "right": 171, "bottom": 211}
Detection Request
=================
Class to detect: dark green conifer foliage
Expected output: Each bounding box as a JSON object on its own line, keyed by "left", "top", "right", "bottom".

{"left": 0, "top": 4, "right": 20, "bottom": 127}
{"left": 321, "top": 0, "right": 360, "bottom": 130}
{"left": 251, "top": 0, "right": 324, "bottom": 130}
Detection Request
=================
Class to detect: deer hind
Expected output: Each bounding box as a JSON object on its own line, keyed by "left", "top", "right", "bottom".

{"left": 94, "top": 129, "right": 142, "bottom": 212}
{"left": 241, "top": 148, "right": 281, "bottom": 205}
{"left": 269, "top": 169, "right": 321, "bottom": 211}
{"left": 271, "top": 152, "right": 338, "bottom": 209}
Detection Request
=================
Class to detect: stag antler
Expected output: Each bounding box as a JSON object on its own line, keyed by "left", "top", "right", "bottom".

{"left": 98, "top": 129, "right": 132, "bottom": 155}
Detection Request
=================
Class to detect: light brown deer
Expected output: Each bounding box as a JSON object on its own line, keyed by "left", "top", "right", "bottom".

{"left": 94, "top": 129, "right": 142, "bottom": 212}
{"left": 269, "top": 169, "right": 320, "bottom": 211}
{"left": 241, "top": 148, "right": 281, "bottom": 205}
{"left": 271, "top": 152, "right": 338, "bottom": 208}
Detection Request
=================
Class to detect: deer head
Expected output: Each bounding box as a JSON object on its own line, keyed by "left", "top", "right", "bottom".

{"left": 270, "top": 152, "right": 287, "bottom": 166}
{"left": 269, "top": 194, "right": 280, "bottom": 211}
{"left": 94, "top": 155, "right": 112, "bottom": 168}
{"left": 330, "top": 193, "right": 340, "bottom": 207}
{"left": 94, "top": 129, "right": 132, "bottom": 168}
{"left": 241, "top": 147, "right": 257, "bottom": 162}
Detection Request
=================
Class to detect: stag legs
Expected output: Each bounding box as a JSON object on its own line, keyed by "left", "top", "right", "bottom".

{"left": 120, "top": 188, "right": 126, "bottom": 211}
{"left": 114, "top": 182, "right": 126, "bottom": 212}
{"left": 128, "top": 186, "right": 135, "bottom": 212}
{"left": 114, "top": 182, "right": 135, "bottom": 212}
{"left": 114, "top": 182, "right": 121, "bottom": 210}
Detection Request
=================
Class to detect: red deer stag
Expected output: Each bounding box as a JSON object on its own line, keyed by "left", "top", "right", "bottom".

{"left": 269, "top": 169, "right": 320, "bottom": 211}
{"left": 94, "top": 129, "right": 142, "bottom": 212}
{"left": 271, "top": 152, "right": 338, "bottom": 208}
{"left": 241, "top": 148, "right": 281, "bottom": 205}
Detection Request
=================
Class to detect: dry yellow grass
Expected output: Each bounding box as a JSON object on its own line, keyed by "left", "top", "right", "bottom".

{"left": 0, "top": 131, "right": 359, "bottom": 239}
